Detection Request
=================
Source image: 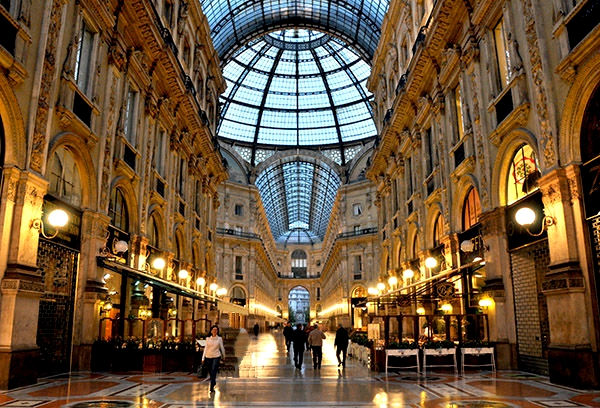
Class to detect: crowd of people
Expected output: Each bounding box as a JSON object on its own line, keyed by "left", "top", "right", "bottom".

{"left": 282, "top": 321, "right": 349, "bottom": 370}
{"left": 198, "top": 321, "right": 351, "bottom": 394}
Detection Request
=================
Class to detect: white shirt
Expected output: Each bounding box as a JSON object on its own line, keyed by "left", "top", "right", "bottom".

{"left": 202, "top": 335, "right": 225, "bottom": 359}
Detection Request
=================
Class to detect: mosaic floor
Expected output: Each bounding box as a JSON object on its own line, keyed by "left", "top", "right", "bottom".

{"left": 1, "top": 331, "right": 599, "bottom": 407}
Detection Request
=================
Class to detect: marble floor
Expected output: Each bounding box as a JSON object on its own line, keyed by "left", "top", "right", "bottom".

{"left": 1, "top": 330, "right": 600, "bottom": 407}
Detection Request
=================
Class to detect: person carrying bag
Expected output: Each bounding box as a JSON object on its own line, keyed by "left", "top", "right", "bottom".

{"left": 201, "top": 325, "right": 226, "bottom": 393}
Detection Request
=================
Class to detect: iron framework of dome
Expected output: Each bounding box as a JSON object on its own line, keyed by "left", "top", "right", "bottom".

{"left": 199, "top": 0, "right": 390, "bottom": 245}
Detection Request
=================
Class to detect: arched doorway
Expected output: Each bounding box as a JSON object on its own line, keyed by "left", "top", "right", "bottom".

{"left": 288, "top": 286, "right": 310, "bottom": 324}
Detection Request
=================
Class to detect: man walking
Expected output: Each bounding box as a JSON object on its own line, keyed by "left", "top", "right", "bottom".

{"left": 291, "top": 323, "right": 308, "bottom": 369}
{"left": 307, "top": 323, "right": 326, "bottom": 369}
{"left": 334, "top": 324, "right": 349, "bottom": 367}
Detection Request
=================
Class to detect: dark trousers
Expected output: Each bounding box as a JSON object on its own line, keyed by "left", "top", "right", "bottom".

{"left": 285, "top": 338, "right": 291, "bottom": 351}
{"left": 205, "top": 356, "right": 221, "bottom": 390}
{"left": 336, "top": 346, "right": 347, "bottom": 366}
{"left": 293, "top": 343, "right": 304, "bottom": 368}
{"left": 311, "top": 346, "right": 323, "bottom": 368}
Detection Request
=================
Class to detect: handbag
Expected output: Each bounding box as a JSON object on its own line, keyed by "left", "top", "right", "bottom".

{"left": 197, "top": 361, "right": 209, "bottom": 378}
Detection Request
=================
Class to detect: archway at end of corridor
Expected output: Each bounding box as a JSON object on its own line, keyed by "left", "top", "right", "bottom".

{"left": 288, "top": 286, "right": 310, "bottom": 325}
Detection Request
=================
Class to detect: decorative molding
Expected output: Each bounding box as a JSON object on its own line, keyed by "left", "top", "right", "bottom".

{"left": 523, "top": 0, "right": 556, "bottom": 168}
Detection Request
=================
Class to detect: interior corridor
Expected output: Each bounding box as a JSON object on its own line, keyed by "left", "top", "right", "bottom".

{"left": 0, "top": 329, "right": 599, "bottom": 407}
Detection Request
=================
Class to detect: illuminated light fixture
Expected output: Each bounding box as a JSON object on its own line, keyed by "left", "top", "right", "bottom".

{"left": 178, "top": 269, "right": 189, "bottom": 280}
{"left": 388, "top": 276, "right": 398, "bottom": 286}
{"left": 425, "top": 256, "right": 438, "bottom": 269}
{"left": 515, "top": 207, "right": 536, "bottom": 226}
{"left": 460, "top": 239, "right": 475, "bottom": 253}
{"left": 479, "top": 298, "right": 493, "bottom": 308}
{"left": 515, "top": 206, "right": 555, "bottom": 236}
{"left": 114, "top": 240, "right": 129, "bottom": 253}
{"left": 440, "top": 303, "right": 452, "bottom": 313}
{"left": 416, "top": 307, "right": 426, "bottom": 315}
{"left": 377, "top": 282, "right": 386, "bottom": 292}
{"left": 31, "top": 208, "right": 69, "bottom": 239}
{"left": 367, "top": 287, "right": 379, "bottom": 296}
{"left": 216, "top": 287, "right": 227, "bottom": 297}
{"left": 403, "top": 269, "right": 414, "bottom": 280}
{"left": 152, "top": 257, "right": 166, "bottom": 270}
{"left": 100, "top": 297, "right": 113, "bottom": 316}
{"left": 209, "top": 283, "right": 218, "bottom": 292}
{"left": 196, "top": 277, "right": 206, "bottom": 287}
{"left": 473, "top": 256, "right": 484, "bottom": 264}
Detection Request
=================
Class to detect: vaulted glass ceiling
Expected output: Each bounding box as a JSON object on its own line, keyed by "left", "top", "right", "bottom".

{"left": 218, "top": 29, "right": 377, "bottom": 166}
{"left": 199, "top": 0, "right": 390, "bottom": 245}
{"left": 255, "top": 157, "right": 341, "bottom": 245}
{"left": 200, "top": 0, "right": 390, "bottom": 62}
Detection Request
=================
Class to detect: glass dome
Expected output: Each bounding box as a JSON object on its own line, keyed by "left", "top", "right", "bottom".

{"left": 218, "top": 29, "right": 377, "bottom": 166}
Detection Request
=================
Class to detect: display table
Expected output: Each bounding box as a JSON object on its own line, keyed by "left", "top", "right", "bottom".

{"left": 461, "top": 347, "right": 495, "bottom": 373}
{"left": 385, "top": 348, "right": 420, "bottom": 374}
{"left": 423, "top": 347, "right": 457, "bottom": 374}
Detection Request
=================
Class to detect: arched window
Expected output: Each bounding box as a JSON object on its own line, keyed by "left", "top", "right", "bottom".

{"left": 48, "top": 146, "right": 82, "bottom": 207}
{"left": 433, "top": 213, "right": 444, "bottom": 247}
{"left": 230, "top": 286, "right": 246, "bottom": 306}
{"left": 109, "top": 188, "right": 129, "bottom": 231}
{"left": 148, "top": 215, "right": 159, "bottom": 247}
{"left": 291, "top": 249, "right": 307, "bottom": 278}
{"left": 507, "top": 144, "right": 540, "bottom": 205}
{"left": 462, "top": 187, "right": 481, "bottom": 230}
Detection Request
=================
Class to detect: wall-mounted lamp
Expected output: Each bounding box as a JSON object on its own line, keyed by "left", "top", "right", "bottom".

{"left": 216, "top": 287, "right": 227, "bottom": 297}
{"left": 402, "top": 268, "right": 415, "bottom": 280}
{"left": 196, "top": 276, "right": 206, "bottom": 289}
{"left": 388, "top": 275, "right": 398, "bottom": 288}
{"left": 100, "top": 297, "right": 113, "bottom": 316}
{"left": 31, "top": 209, "right": 69, "bottom": 239}
{"left": 478, "top": 297, "right": 494, "bottom": 309}
{"left": 424, "top": 256, "right": 438, "bottom": 269}
{"left": 152, "top": 257, "right": 167, "bottom": 270}
{"left": 98, "top": 235, "right": 128, "bottom": 259}
{"left": 460, "top": 236, "right": 489, "bottom": 253}
{"left": 440, "top": 303, "right": 452, "bottom": 313}
{"left": 178, "top": 269, "right": 189, "bottom": 280}
{"left": 416, "top": 306, "right": 426, "bottom": 315}
{"left": 515, "top": 206, "right": 555, "bottom": 236}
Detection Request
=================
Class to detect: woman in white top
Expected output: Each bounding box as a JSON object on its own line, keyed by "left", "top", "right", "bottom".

{"left": 201, "top": 325, "right": 226, "bottom": 392}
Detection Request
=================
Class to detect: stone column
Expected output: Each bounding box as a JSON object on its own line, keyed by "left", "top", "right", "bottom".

{"left": 72, "top": 211, "right": 111, "bottom": 371}
{"left": 0, "top": 170, "right": 47, "bottom": 389}
{"left": 540, "top": 166, "right": 599, "bottom": 388}
{"left": 479, "top": 207, "right": 518, "bottom": 370}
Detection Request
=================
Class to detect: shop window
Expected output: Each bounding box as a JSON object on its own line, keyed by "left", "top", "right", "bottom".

{"left": 506, "top": 144, "right": 540, "bottom": 205}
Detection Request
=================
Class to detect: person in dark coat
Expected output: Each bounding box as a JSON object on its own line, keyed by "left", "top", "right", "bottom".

{"left": 253, "top": 323, "right": 259, "bottom": 337}
{"left": 283, "top": 322, "right": 293, "bottom": 351}
{"left": 334, "top": 324, "right": 349, "bottom": 367}
{"left": 291, "top": 323, "right": 308, "bottom": 369}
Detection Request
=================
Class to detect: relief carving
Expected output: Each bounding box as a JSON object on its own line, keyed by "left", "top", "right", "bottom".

{"left": 523, "top": 0, "right": 556, "bottom": 168}
{"left": 31, "top": 0, "right": 64, "bottom": 173}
